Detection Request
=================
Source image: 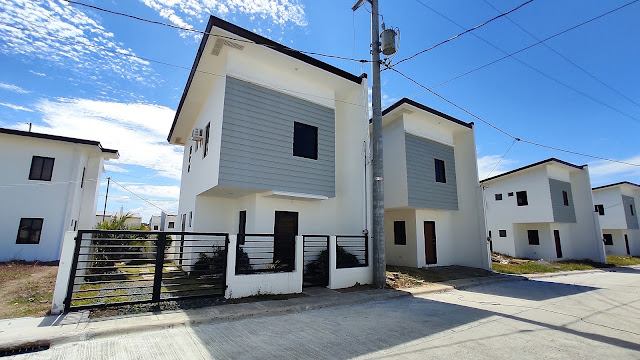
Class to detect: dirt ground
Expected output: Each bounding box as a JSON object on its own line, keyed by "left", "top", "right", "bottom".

{"left": 0, "top": 262, "right": 58, "bottom": 319}
{"left": 386, "top": 265, "right": 495, "bottom": 288}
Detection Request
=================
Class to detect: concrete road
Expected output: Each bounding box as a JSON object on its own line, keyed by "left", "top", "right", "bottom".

{"left": 11, "top": 268, "right": 640, "bottom": 359}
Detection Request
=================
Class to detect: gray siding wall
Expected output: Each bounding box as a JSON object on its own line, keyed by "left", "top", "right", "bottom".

{"left": 549, "top": 179, "right": 577, "bottom": 223}
{"left": 622, "top": 195, "right": 639, "bottom": 229}
{"left": 405, "top": 133, "right": 458, "bottom": 210}
{"left": 218, "top": 77, "right": 336, "bottom": 197}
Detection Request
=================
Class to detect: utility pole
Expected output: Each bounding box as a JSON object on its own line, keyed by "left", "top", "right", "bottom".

{"left": 353, "top": 0, "right": 386, "bottom": 288}
{"left": 102, "top": 177, "right": 111, "bottom": 223}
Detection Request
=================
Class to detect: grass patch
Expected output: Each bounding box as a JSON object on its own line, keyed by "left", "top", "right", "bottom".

{"left": 606, "top": 255, "right": 640, "bottom": 267}
{"left": 491, "top": 262, "right": 559, "bottom": 274}
{"left": 0, "top": 262, "right": 58, "bottom": 319}
{"left": 491, "top": 256, "right": 612, "bottom": 274}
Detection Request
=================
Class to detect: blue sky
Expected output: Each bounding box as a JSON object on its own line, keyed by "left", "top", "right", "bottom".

{"left": 1, "top": 0, "right": 639, "bottom": 221}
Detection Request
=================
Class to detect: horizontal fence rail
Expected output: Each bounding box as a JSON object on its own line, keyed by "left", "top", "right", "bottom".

{"left": 302, "top": 235, "right": 330, "bottom": 287}
{"left": 236, "top": 234, "right": 296, "bottom": 274}
{"left": 64, "top": 230, "right": 228, "bottom": 312}
{"left": 336, "top": 235, "right": 369, "bottom": 268}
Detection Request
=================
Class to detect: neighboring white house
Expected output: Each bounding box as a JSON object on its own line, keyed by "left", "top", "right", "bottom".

{"left": 481, "top": 158, "right": 606, "bottom": 262}
{"left": 381, "top": 98, "right": 490, "bottom": 270}
{"left": 168, "top": 15, "right": 371, "bottom": 297}
{"left": 592, "top": 182, "right": 640, "bottom": 256}
{"left": 0, "top": 128, "right": 118, "bottom": 262}
{"left": 95, "top": 209, "right": 143, "bottom": 229}
{"left": 149, "top": 212, "right": 179, "bottom": 231}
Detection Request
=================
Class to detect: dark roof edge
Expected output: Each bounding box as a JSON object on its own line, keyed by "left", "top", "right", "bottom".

{"left": 0, "top": 128, "right": 118, "bottom": 155}
{"left": 592, "top": 181, "right": 640, "bottom": 191}
{"left": 381, "top": 98, "right": 473, "bottom": 129}
{"left": 167, "top": 15, "right": 364, "bottom": 143}
{"left": 480, "top": 158, "right": 585, "bottom": 184}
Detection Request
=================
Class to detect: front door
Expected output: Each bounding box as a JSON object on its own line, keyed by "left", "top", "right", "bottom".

{"left": 274, "top": 211, "right": 298, "bottom": 270}
{"left": 424, "top": 221, "right": 437, "bottom": 265}
{"left": 554, "top": 230, "right": 563, "bottom": 258}
{"left": 625, "top": 234, "right": 631, "bottom": 255}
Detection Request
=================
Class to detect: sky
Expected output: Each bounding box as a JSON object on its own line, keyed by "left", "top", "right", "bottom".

{"left": 1, "top": 0, "right": 639, "bottom": 222}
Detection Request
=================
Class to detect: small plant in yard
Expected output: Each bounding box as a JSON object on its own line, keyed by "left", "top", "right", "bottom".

{"left": 305, "top": 247, "right": 361, "bottom": 285}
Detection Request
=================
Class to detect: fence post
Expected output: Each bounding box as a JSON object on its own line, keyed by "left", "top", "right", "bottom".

{"left": 226, "top": 235, "right": 237, "bottom": 298}
{"left": 52, "top": 231, "right": 80, "bottom": 314}
{"left": 365, "top": 234, "right": 370, "bottom": 267}
{"left": 152, "top": 233, "right": 167, "bottom": 303}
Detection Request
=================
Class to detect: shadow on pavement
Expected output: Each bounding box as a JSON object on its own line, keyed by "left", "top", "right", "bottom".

{"left": 460, "top": 278, "right": 599, "bottom": 301}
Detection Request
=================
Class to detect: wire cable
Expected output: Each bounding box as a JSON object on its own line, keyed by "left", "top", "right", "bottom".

{"left": 110, "top": 179, "right": 170, "bottom": 213}
{"left": 391, "top": 0, "right": 535, "bottom": 68}
{"left": 387, "top": 66, "right": 640, "bottom": 167}
{"left": 486, "top": 139, "right": 517, "bottom": 179}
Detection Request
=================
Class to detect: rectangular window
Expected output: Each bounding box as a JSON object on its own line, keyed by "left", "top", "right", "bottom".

{"left": 168, "top": 221, "right": 175, "bottom": 229}
{"left": 488, "top": 230, "right": 492, "bottom": 238}
{"left": 81, "top": 167, "right": 86, "bottom": 188}
{"left": 29, "top": 156, "right": 55, "bottom": 181}
{"left": 595, "top": 204, "right": 605, "bottom": 216}
{"left": 527, "top": 230, "right": 540, "bottom": 245}
{"left": 188, "top": 146, "right": 192, "bottom": 172}
{"left": 508, "top": 192, "right": 514, "bottom": 197}
{"left": 434, "top": 159, "right": 446, "bottom": 183}
{"left": 516, "top": 191, "right": 528, "bottom": 206}
{"left": 293, "top": 122, "right": 318, "bottom": 160}
{"left": 499, "top": 229, "right": 507, "bottom": 237}
{"left": 495, "top": 193, "right": 502, "bottom": 201}
{"left": 153, "top": 225, "right": 159, "bottom": 230}
{"left": 393, "top": 221, "right": 406, "bottom": 245}
{"left": 16, "top": 218, "right": 43, "bottom": 244}
{"left": 631, "top": 204, "right": 635, "bottom": 216}
{"left": 189, "top": 211, "right": 193, "bottom": 227}
{"left": 203, "top": 123, "right": 210, "bottom": 158}
{"left": 562, "top": 191, "right": 569, "bottom": 206}
{"left": 603, "top": 233, "right": 613, "bottom": 246}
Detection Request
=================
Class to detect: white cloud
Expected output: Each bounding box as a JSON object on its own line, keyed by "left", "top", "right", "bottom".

{"left": 29, "top": 70, "right": 47, "bottom": 77}
{"left": 588, "top": 155, "right": 640, "bottom": 186}
{"left": 104, "top": 164, "right": 129, "bottom": 173}
{"left": 18, "top": 98, "right": 183, "bottom": 180}
{"left": 477, "top": 154, "right": 518, "bottom": 180}
{"left": 0, "top": 82, "right": 30, "bottom": 94}
{"left": 0, "top": 0, "right": 153, "bottom": 82}
{"left": 118, "top": 183, "right": 180, "bottom": 199}
{"left": 0, "top": 102, "right": 33, "bottom": 112}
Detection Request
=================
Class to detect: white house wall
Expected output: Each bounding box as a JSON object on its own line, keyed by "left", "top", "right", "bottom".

{"left": 592, "top": 187, "right": 627, "bottom": 229}
{"left": 568, "top": 168, "right": 606, "bottom": 262}
{"left": 382, "top": 118, "right": 408, "bottom": 209}
{"left": 385, "top": 209, "right": 418, "bottom": 267}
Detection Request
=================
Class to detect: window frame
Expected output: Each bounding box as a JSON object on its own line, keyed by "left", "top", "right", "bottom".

{"left": 595, "top": 204, "right": 605, "bottom": 216}
{"left": 499, "top": 229, "right": 507, "bottom": 237}
{"left": 393, "top": 221, "right": 407, "bottom": 245}
{"left": 434, "top": 158, "right": 446, "bottom": 183}
{"left": 16, "top": 218, "right": 44, "bottom": 244}
{"left": 292, "top": 121, "right": 318, "bottom": 160}
{"left": 29, "top": 156, "right": 55, "bottom": 181}
{"left": 495, "top": 193, "right": 503, "bottom": 201}
{"left": 527, "top": 229, "right": 540, "bottom": 245}
{"left": 168, "top": 221, "right": 175, "bottom": 229}
{"left": 203, "top": 123, "right": 210, "bottom": 158}
{"left": 603, "top": 233, "right": 613, "bottom": 246}
{"left": 188, "top": 145, "right": 192, "bottom": 172}
{"left": 631, "top": 204, "right": 635, "bottom": 216}
{"left": 516, "top": 191, "right": 528, "bottom": 206}
{"left": 562, "top": 190, "right": 569, "bottom": 206}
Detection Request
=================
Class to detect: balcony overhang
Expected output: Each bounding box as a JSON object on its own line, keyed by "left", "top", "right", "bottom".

{"left": 264, "top": 191, "right": 328, "bottom": 201}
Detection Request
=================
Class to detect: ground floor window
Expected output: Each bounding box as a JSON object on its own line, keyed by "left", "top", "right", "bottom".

{"left": 16, "top": 218, "right": 43, "bottom": 244}
{"left": 499, "top": 229, "right": 507, "bottom": 237}
{"left": 527, "top": 230, "right": 540, "bottom": 245}
{"left": 394, "top": 221, "right": 406, "bottom": 245}
{"left": 603, "top": 234, "right": 613, "bottom": 245}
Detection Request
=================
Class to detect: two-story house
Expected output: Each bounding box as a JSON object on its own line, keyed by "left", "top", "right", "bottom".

{"left": 168, "top": 16, "right": 371, "bottom": 295}
{"left": 149, "top": 212, "right": 178, "bottom": 231}
{"left": 0, "top": 128, "right": 118, "bottom": 262}
{"left": 481, "top": 158, "right": 606, "bottom": 262}
{"left": 382, "top": 99, "right": 490, "bottom": 270}
{"left": 592, "top": 182, "right": 639, "bottom": 256}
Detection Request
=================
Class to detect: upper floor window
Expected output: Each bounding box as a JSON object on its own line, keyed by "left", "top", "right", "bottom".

{"left": 81, "top": 167, "right": 86, "bottom": 188}
{"left": 153, "top": 225, "right": 159, "bottom": 230}
{"left": 434, "top": 159, "right": 446, "bottom": 183}
{"left": 595, "top": 204, "right": 605, "bottom": 216}
{"left": 631, "top": 204, "right": 635, "bottom": 216}
{"left": 527, "top": 230, "right": 540, "bottom": 245}
{"left": 394, "top": 221, "right": 406, "bottom": 245}
{"left": 516, "top": 191, "right": 528, "bottom": 206}
{"left": 495, "top": 193, "right": 503, "bottom": 201}
{"left": 168, "top": 221, "right": 175, "bottom": 229}
{"left": 499, "top": 229, "right": 507, "bottom": 237}
{"left": 508, "top": 192, "right": 514, "bottom": 197}
{"left": 562, "top": 191, "right": 569, "bottom": 206}
{"left": 203, "top": 123, "right": 210, "bottom": 158}
{"left": 188, "top": 145, "right": 192, "bottom": 172}
{"left": 603, "top": 234, "right": 613, "bottom": 246}
{"left": 29, "top": 156, "right": 54, "bottom": 181}
{"left": 293, "top": 122, "right": 318, "bottom": 160}
{"left": 16, "top": 218, "right": 43, "bottom": 244}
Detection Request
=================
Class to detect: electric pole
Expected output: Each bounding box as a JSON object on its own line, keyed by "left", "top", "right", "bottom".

{"left": 102, "top": 177, "right": 111, "bottom": 223}
{"left": 353, "top": 0, "right": 386, "bottom": 288}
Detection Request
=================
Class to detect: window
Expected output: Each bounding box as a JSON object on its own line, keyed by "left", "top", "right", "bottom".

{"left": 488, "top": 230, "right": 492, "bottom": 238}
{"left": 188, "top": 146, "right": 192, "bottom": 172}
{"left": 527, "top": 230, "right": 540, "bottom": 245}
{"left": 631, "top": 204, "right": 635, "bottom": 216}
{"left": 603, "top": 234, "right": 613, "bottom": 246}
{"left": 495, "top": 193, "right": 503, "bottom": 201}
{"left": 562, "top": 191, "right": 569, "bottom": 206}
{"left": 293, "top": 122, "right": 318, "bottom": 160}
{"left": 595, "top": 204, "right": 605, "bottom": 216}
{"left": 189, "top": 211, "right": 193, "bottom": 227}
{"left": 203, "top": 122, "right": 210, "bottom": 158}
{"left": 81, "top": 167, "right": 86, "bottom": 188}
{"left": 499, "top": 229, "right": 507, "bottom": 237}
{"left": 516, "top": 191, "right": 528, "bottom": 206}
{"left": 153, "top": 225, "right": 159, "bottom": 230}
{"left": 508, "top": 192, "right": 514, "bottom": 197}
{"left": 394, "top": 221, "right": 406, "bottom": 245}
{"left": 434, "top": 159, "right": 446, "bottom": 183}
{"left": 29, "top": 156, "right": 54, "bottom": 181}
{"left": 168, "top": 221, "right": 175, "bottom": 229}
{"left": 16, "top": 218, "right": 43, "bottom": 244}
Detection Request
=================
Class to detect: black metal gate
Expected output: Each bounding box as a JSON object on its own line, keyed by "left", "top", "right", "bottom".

{"left": 302, "top": 235, "right": 329, "bottom": 287}
{"left": 64, "top": 230, "right": 228, "bottom": 312}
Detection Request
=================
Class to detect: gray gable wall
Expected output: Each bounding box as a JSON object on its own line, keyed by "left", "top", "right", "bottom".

{"left": 548, "top": 178, "right": 577, "bottom": 223}
{"left": 218, "top": 77, "right": 336, "bottom": 197}
{"left": 622, "top": 195, "right": 639, "bottom": 229}
{"left": 405, "top": 133, "right": 458, "bottom": 210}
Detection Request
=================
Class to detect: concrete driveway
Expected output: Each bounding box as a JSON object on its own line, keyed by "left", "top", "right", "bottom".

{"left": 10, "top": 268, "right": 640, "bottom": 359}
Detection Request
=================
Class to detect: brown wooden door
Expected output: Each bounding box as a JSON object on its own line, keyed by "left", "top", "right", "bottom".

{"left": 625, "top": 234, "right": 631, "bottom": 255}
{"left": 424, "top": 221, "right": 437, "bottom": 265}
{"left": 274, "top": 211, "right": 298, "bottom": 269}
{"left": 554, "top": 230, "right": 563, "bottom": 258}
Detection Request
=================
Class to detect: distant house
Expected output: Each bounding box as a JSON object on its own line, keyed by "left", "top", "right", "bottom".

{"left": 592, "top": 182, "right": 640, "bottom": 256}
{"left": 149, "top": 212, "right": 178, "bottom": 231}
{"left": 0, "top": 128, "right": 118, "bottom": 262}
{"left": 481, "top": 158, "right": 606, "bottom": 262}
{"left": 95, "top": 209, "right": 143, "bottom": 229}
{"left": 381, "top": 99, "right": 490, "bottom": 270}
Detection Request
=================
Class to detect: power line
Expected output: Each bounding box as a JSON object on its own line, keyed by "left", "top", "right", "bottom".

{"left": 388, "top": 66, "right": 640, "bottom": 167}
{"left": 408, "top": 0, "right": 640, "bottom": 124}
{"left": 486, "top": 139, "right": 517, "bottom": 178}
{"left": 110, "top": 179, "right": 170, "bottom": 213}
{"left": 392, "top": 0, "right": 535, "bottom": 68}
{"left": 63, "top": 0, "right": 370, "bottom": 64}
{"left": 480, "top": 0, "right": 640, "bottom": 110}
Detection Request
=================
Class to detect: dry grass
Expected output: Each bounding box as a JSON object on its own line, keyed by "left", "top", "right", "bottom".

{"left": 386, "top": 265, "right": 495, "bottom": 288}
{"left": 491, "top": 254, "right": 611, "bottom": 274}
{"left": 0, "top": 262, "right": 58, "bottom": 319}
{"left": 606, "top": 255, "right": 640, "bottom": 267}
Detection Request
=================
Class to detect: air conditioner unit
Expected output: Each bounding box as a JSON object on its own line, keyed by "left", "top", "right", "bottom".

{"left": 191, "top": 128, "right": 203, "bottom": 141}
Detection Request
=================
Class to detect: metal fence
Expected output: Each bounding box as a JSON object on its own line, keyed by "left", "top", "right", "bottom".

{"left": 302, "top": 235, "right": 329, "bottom": 286}
{"left": 64, "top": 230, "right": 228, "bottom": 312}
{"left": 336, "top": 235, "right": 369, "bottom": 268}
{"left": 236, "top": 234, "right": 296, "bottom": 274}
